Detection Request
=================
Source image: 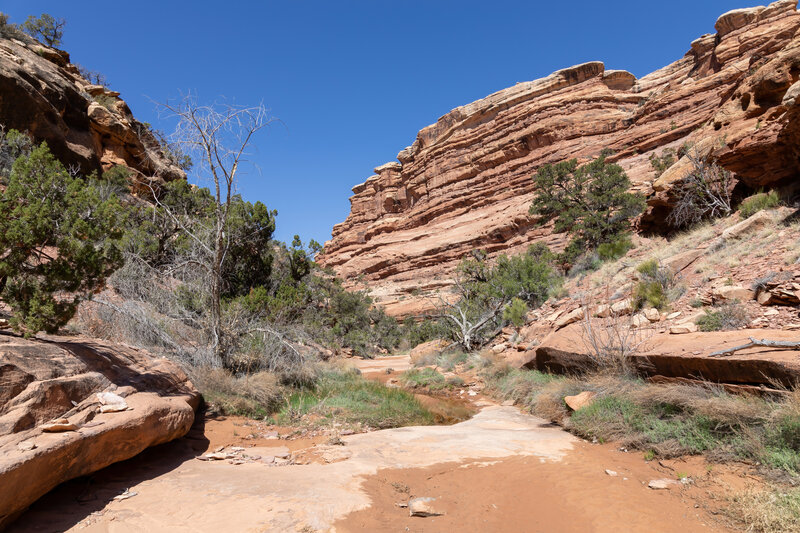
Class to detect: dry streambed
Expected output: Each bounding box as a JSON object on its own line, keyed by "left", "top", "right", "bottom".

{"left": 10, "top": 355, "right": 736, "bottom": 532}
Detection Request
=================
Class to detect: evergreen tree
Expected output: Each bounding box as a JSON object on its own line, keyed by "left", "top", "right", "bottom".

{"left": 22, "top": 13, "right": 65, "bottom": 47}
{"left": 529, "top": 151, "right": 645, "bottom": 266}
{"left": 0, "top": 143, "right": 124, "bottom": 334}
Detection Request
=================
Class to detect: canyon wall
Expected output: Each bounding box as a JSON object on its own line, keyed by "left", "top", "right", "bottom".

{"left": 319, "top": 0, "right": 800, "bottom": 317}
{"left": 0, "top": 31, "right": 184, "bottom": 182}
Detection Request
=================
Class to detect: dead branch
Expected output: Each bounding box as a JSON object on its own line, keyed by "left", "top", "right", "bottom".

{"left": 709, "top": 337, "right": 800, "bottom": 357}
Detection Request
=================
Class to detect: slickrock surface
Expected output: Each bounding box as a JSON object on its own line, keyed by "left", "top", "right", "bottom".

{"left": 319, "top": 0, "right": 800, "bottom": 316}
{"left": 0, "top": 33, "right": 184, "bottom": 181}
{"left": 0, "top": 335, "right": 200, "bottom": 528}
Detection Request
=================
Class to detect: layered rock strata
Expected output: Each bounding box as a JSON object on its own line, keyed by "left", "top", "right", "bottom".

{"left": 320, "top": 0, "right": 800, "bottom": 317}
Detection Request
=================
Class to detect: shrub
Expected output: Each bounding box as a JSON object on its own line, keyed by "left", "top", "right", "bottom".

{"left": 632, "top": 259, "right": 677, "bottom": 310}
{"left": 567, "top": 251, "right": 602, "bottom": 278}
{"left": 667, "top": 153, "right": 733, "bottom": 228}
{"left": 597, "top": 233, "right": 634, "bottom": 261}
{"left": 739, "top": 190, "right": 780, "bottom": 218}
{"left": 649, "top": 148, "right": 676, "bottom": 179}
{"left": 190, "top": 367, "right": 284, "bottom": 418}
{"left": 696, "top": 301, "right": 749, "bottom": 331}
{"left": 93, "top": 94, "right": 116, "bottom": 111}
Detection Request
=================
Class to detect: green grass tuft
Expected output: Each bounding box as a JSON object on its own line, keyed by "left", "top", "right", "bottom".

{"left": 739, "top": 190, "right": 780, "bottom": 218}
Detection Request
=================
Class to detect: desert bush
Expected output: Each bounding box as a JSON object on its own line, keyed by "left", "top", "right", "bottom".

{"left": 439, "top": 244, "right": 561, "bottom": 350}
{"left": 696, "top": 300, "right": 749, "bottom": 331}
{"left": 581, "top": 311, "right": 652, "bottom": 375}
{"left": 632, "top": 259, "right": 678, "bottom": 310}
{"left": 597, "top": 233, "right": 634, "bottom": 261}
{"left": 648, "top": 147, "right": 676, "bottom": 179}
{"left": 727, "top": 487, "right": 800, "bottom": 533}
{"left": 93, "top": 93, "right": 116, "bottom": 111}
{"left": 739, "top": 190, "right": 780, "bottom": 218}
{"left": 567, "top": 251, "right": 602, "bottom": 278}
{"left": 667, "top": 153, "right": 734, "bottom": 228}
{"left": 190, "top": 367, "right": 285, "bottom": 418}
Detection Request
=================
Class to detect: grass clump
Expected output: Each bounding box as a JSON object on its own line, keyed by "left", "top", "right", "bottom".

{"left": 632, "top": 258, "right": 679, "bottom": 310}
{"left": 728, "top": 486, "right": 800, "bottom": 533}
{"left": 275, "top": 368, "right": 434, "bottom": 429}
{"left": 190, "top": 367, "right": 285, "bottom": 419}
{"left": 696, "top": 300, "right": 749, "bottom": 331}
{"left": 739, "top": 190, "right": 780, "bottom": 219}
{"left": 400, "top": 367, "right": 449, "bottom": 391}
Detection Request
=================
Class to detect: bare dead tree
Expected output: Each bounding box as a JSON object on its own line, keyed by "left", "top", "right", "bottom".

{"left": 433, "top": 272, "right": 510, "bottom": 352}
{"left": 667, "top": 152, "right": 734, "bottom": 228}
{"left": 152, "top": 95, "right": 273, "bottom": 366}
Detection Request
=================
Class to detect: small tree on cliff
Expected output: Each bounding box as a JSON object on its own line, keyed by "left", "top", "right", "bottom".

{"left": 0, "top": 142, "right": 124, "bottom": 334}
{"left": 439, "top": 244, "right": 559, "bottom": 351}
{"left": 529, "top": 151, "right": 645, "bottom": 267}
{"left": 22, "top": 13, "right": 65, "bottom": 48}
{"left": 150, "top": 96, "right": 273, "bottom": 367}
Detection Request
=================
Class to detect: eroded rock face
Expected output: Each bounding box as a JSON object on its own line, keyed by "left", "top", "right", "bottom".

{"left": 319, "top": 0, "right": 800, "bottom": 317}
{"left": 0, "top": 35, "right": 184, "bottom": 182}
{"left": 0, "top": 335, "right": 200, "bottom": 528}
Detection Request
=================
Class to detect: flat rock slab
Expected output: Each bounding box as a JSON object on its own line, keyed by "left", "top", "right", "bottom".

{"left": 536, "top": 325, "right": 800, "bottom": 387}
{"left": 0, "top": 335, "right": 200, "bottom": 528}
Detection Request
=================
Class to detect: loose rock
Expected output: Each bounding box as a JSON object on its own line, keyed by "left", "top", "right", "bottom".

{"left": 409, "top": 497, "right": 444, "bottom": 517}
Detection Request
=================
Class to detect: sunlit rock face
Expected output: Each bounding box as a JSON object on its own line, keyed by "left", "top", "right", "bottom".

{"left": 319, "top": 1, "right": 800, "bottom": 317}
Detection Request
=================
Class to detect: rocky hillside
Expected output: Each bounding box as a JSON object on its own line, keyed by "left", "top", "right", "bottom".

{"left": 0, "top": 29, "right": 184, "bottom": 182}
{"left": 319, "top": 0, "right": 800, "bottom": 317}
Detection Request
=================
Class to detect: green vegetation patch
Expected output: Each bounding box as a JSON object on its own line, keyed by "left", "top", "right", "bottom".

{"left": 275, "top": 369, "right": 435, "bottom": 429}
{"left": 400, "top": 367, "right": 449, "bottom": 391}
{"left": 739, "top": 190, "right": 780, "bottom": 219}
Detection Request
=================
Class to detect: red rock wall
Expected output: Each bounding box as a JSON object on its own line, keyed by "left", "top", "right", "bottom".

{"left": 319, "top": 0, "right": 800, "bottom": 317}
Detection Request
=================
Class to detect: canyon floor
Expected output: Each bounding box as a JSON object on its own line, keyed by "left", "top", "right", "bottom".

{"left": 9, "top": 355, "right": 750, "bottom": 533}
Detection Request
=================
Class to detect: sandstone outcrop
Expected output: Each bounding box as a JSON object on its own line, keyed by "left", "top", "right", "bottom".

{"left": 0, "top": 32, "right": 184, "bottom": 182}
{"left": 319, "top": 0, "right": 800, "bottom": 317}
{"left": 533, "top": 324, "right": 800, "bottom": 388}
{"left": 0, "top": 334, "right": 200, "bottom": 528}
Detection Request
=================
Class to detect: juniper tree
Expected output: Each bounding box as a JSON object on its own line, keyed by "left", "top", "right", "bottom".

{"left": 0, "top": 142, "right": 124, "bottom": 334}
{"left": 530, "top": 151, "right": 645, "bottom": 266}
{"left": 22, "top": 13, "right": 65, "bottom": 47}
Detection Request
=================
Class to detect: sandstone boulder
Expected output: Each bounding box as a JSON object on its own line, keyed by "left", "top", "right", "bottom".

{"left": 670, "top": 323, "right": 698, "bottom": 334}
{"left": 409, "top": 339, "right": 449, "bottom": 364}
{"left": 721, "top": 210, "right": 773, "bottom": 241}
{"left": 554, "top": 308, "right": 585, "bottom": 329}
{"left": 0, "top": 335, "right": 200, "bottom": 528}
{"left": 711, "top": 285, "right": 755, "bottom": 302}
{"left": 564, "top": 391, "right": 596, "bottom": 411}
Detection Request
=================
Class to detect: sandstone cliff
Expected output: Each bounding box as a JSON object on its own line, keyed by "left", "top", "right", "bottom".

{"left": 0, "top": 31, "right": 184, "bottom": 182}
{"left": 319, "top": 0, "right": 800, "bottom": 317}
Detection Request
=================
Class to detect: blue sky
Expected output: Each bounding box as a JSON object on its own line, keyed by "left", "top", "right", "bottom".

{"left": 4, "top": 0, "right": 748, "bottom": 245}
